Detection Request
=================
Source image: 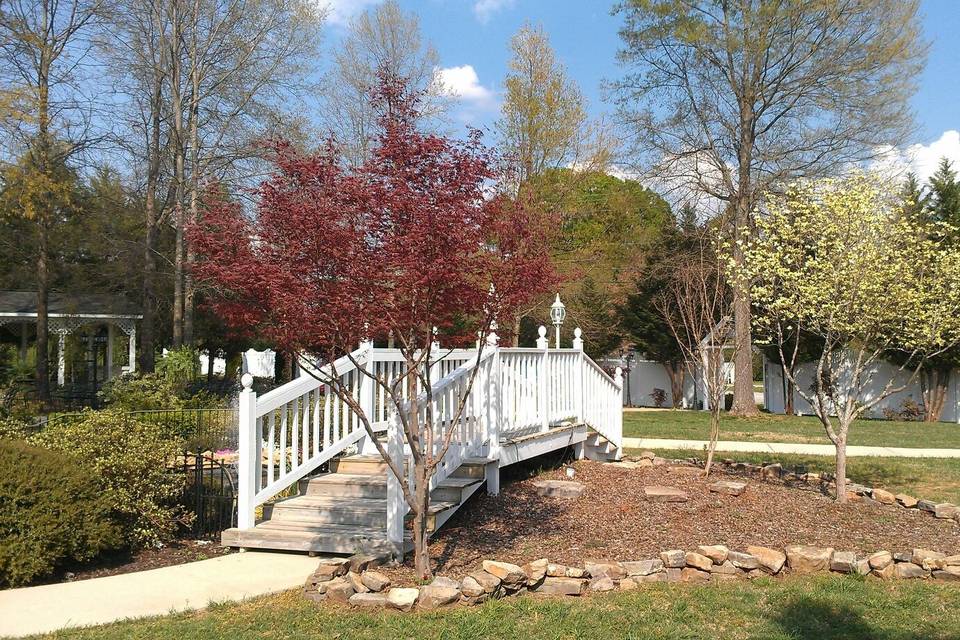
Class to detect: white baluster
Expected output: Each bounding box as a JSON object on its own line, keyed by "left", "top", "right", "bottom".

{"left": 385, "top": 409, "right": 405, "bottom": 561}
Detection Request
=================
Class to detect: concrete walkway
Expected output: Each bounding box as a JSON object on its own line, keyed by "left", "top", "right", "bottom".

{"left": 0, "top": 551, "right": 320, "bottom": 638}
{"left": 622, "top": 437, "right": 960, "bottom": 458}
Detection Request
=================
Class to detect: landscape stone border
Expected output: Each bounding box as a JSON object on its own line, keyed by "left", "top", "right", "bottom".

{"left": 303, "top": 545, "right": 960, "bottom": 611}
{"left": 653, "top": 452, "right": 960, "bottom": 525}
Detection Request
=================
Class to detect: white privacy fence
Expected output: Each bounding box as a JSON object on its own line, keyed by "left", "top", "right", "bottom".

{"left": 235, "top": 331, "right": 624, "bottom": 551}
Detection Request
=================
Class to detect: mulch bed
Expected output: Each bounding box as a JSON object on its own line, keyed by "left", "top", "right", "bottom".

{"left": 35, "top": 539, "right": 234, "bottom": 586}
{"left": 383, "top": 458, "right": 960, "bottom": 582}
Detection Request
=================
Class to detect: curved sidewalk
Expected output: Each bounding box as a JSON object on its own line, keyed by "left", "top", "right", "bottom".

{"left": 622, "top": 437, "right": 960, "bottom": 458}
{"left": 0, "top": 551, "right": 319, "bottom": 638}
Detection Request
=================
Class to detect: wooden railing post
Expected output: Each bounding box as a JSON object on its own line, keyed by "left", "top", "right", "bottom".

{"left": 385, "top": 408, "right": 405, "bottom": 560}
{"left": 573, "top": 327, "right": 584, "bottom": 423}
{"left": 237, "top": 373, "right": 258, "bottom": 530}
{"left": 536, "top": 326, "right": 549, "bottom": 432}
{"left": 486, "top": 336, "right": 501, "bottom": 496}
{"left": 357, "top": 343, "right": 377, "bottom": 455}
{"left": 613, "top": 366, "right": 624, "bottom": 460}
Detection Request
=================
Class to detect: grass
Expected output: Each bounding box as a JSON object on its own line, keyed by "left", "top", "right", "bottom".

{"left": 35, "top": 576, "right": 960, "bottom": 639}
{"left": 623, "top": 409, "right": 960, "bottom": 449}
{"left": 636, "top": 448, "right": 960, "bottom": 505}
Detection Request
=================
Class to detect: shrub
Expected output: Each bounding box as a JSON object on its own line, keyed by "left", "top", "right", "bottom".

{"left": 0, "top": 440, "right": 122, "bottom": 587}
{"left": 156, "top": 346, "right": 201, "bottom": 389}
{"left": 99, "top": 372, "right": 220, "bottom": 411}
{"left": 31, "top": 410, "right": 191, "bottom": 548}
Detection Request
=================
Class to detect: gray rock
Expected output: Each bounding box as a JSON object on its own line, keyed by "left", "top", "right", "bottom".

{"left": 697, "top": 545, "right": 730, "bottom": 564}
{"left": 893, "top": 552, "right": 913, "bottom": 563}
{"left": 917, "top": 499, "right": 937, "bottom": 513}
{"left": 588, "top": 576, "right": 616, "bottom": 592}
{"left": 565, "top": 567, "right": 588, "bottom": 579}
{"left": 830, "top": 551, "right": 857, "bottom": 574}
{"left": 533, "top": 577, "right": 586, "bottom": 596}
{"left": 913, "top": 549, "right": 947, "bottom": 570}
{"left": 386, "top": 588, "right": 419, "bottom": 611}
{"left": 524, "top": 558, "right": 549, "bottom": 586}
{"left": 680, "top": 567, "right": 711, "bottom": 582}
{"left": 665, "top": 568, "right": 683, "bottom": 582}
{"left": 312, "top": 558, "right": 349, "bottom": 581}
{"left": 709, "top": 481, "right": 747, "bottom": 497}
{"left": 348, "top": 552, "right": 387, "bottom": 573}
{"left": 728, "top": 551, "right": 761, "bottom": 570}
{"left": 482, "top": 560, "right": 526, "bottom": 588}
{"left": 746, "top": 545, "right": 786, "bottom": 574}
{"left": 785, "top": 545, "right": 833, "bottom": 574}
{"left": 346, "top": 571, "right": 369, "bottom": 594}
{"left": 660, "top": 549, "right": 687, "bottom": 568}
{"left": 584, "top": 560, "right": 627, "bottom": 580}
{"left": 419, "top": 577, "right": 461, "bottom": 609}
{"left": 460, "top": 576, "right": 486, "bottom": 598}
{"left": 933, "top": 567, "right": 960, "bottom": 581}
{"left": 868, "top": 551, "right": 893, "bottom": 570}
{"left": 934, "top": 503, "right": 959, "bottom": 520}
{"left": 349, "top": 593, "right": 388, "bottom": 608}
{"left": 644, "top": 485, "right": 689, "bottom": 503}
{"left": 324, "top": 576, "right": 355, "bottom": 603}
{"left": 360, "top": 570, "right": 391, "bottom": 593}
{"left": 622, "top": 559, "right": 664, "bottom": 576}
{"left": 710, "top": 561, "right": 742, "bottom": 576}
{"left": 532, "top": 480, "right": 586, "bottom": 499}
{"left": 684, "top": 552, "right": 714, "bottom": 572}
{"left": 894, "top": 562, "right": 929, "bottom": 579}
{"left": 469, "top": 570, "right": 502, "bottom": 594}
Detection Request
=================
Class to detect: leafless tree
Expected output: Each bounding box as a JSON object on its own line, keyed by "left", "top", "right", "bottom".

{"left": 655, "top": 233, "right": 734, "bottom": 476}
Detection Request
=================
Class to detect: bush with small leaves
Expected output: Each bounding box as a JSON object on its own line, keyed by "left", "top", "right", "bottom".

{"left": 31, "top": 410, "right": 191, "bottom": 548}
{"left": 0, "top": 440, "right": 122, "bottom": 587}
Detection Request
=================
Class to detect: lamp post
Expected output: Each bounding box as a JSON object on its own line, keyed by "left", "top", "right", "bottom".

{"left": 549, "top": 294, "right": 566, "bottom": 349}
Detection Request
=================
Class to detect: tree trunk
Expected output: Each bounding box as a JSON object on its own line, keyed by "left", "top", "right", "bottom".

{"left": 183, "top": 11, "right": 200, "bottom": 347}
{"left": 704, "top": 408, "right": 720, "bottom": 476}
{"left": 834, "top": 434, "right": 848, "bottom": 503}
{"left": 730, "top": 287, "right": 757, "bottom": 415}
{"left": 36, "top": 224, "right": 50, "bottom": 402}
{"left": 783, "top": 365, "right": 795, "bottom": 415}
{"left": 921, "top": 368, "right": 948, "bottom": 422}
{"left": 665, "top": 361, "right": 684, "bottom": 408}
{"left": 169, "top": 1, "right": 185, "bottom": 349}
{"left": 140, "top": 50, "right": 163, "bottom": 373}
{"left": 412, "top": 462, "right": 431, "bottom": 580}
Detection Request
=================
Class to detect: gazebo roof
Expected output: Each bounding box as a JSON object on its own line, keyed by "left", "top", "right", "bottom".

{"left": 0, "top": 290, "right": 142, "bottom": 319}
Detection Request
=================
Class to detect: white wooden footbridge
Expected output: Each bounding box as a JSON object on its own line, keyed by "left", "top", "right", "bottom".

{"left": 222, "top": 327, "right": 623, "bottom": 556}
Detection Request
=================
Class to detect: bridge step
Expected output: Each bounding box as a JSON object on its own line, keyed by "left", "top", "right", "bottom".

{"left": 223, "top": 454, "right": 484, "bottom": 553}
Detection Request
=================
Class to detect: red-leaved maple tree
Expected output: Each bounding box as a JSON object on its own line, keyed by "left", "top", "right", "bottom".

{"left": 189, "top": 77, "right": 554, "bottom": 577}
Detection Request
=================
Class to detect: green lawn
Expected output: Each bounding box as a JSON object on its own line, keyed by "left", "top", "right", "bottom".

{"left": 638, "top": 448, "right": 960, "bottom": 505}
{"left": 37, "top": 576, "right": 960, "bottom": 639}
{"left": 623, "top": 409, "right": 960, "bottom": 448}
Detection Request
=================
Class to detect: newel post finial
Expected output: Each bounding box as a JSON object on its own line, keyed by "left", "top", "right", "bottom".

{"left": 573, "top": 327, "right": 583, "bottom": 351}
{"left": 241, "top": 372, "right": 254, "bottom": 391}
{"left": 614, "top": 366, "right": 623, "bottom": 388}
{"left": 536, "top": 325, "right": 549, "bottom": 350}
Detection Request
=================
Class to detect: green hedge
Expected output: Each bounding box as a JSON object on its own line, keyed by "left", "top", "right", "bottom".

{"left": 31, "top": 410, "right": 191, "bottom": 548}
{"left": 0, "top": 440, "right": 122, "bottom": 587}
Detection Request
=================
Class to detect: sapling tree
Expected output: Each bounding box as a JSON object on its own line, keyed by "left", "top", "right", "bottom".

{"left": 189, "top": 77, "right": 554, "bottom": 578}
{"left": 740, "top": 174, "right": 960, "bottom": 502}
{"left": 655, "top": 233, "right": 734, "bottom": 476}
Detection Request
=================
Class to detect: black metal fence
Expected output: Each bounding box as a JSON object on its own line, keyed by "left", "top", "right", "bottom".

{"left": 172, "top": 452, "right": 238, "bottom": 538}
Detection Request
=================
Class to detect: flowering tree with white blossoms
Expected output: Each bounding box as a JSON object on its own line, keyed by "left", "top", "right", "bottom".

{"left": 739, "top": 173, "right": 960, "bottom": 502}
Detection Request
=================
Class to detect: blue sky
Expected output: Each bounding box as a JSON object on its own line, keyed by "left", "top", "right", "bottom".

{"left": 326, "top": 0, "right": 959, "bottom": 181}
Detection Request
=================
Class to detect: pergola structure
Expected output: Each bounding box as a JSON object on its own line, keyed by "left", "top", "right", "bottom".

{"left": 0, "top": 290, "right": 142, "bottom": 387}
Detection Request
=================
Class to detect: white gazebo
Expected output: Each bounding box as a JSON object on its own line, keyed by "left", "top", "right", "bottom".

{"left": 0, "top": 290, "right": 142, "bottom": 387}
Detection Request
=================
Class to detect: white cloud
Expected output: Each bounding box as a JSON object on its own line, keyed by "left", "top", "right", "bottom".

{"left": 473, "top": 0, "right": 514, "bottom": 24}
{"left": 434, "top": 65, "right": 498, "bottom": 110}
{"left": 871, "top": 130, "right": 960, "bottom": 185}
{"left": 323, "top": 0, "right": 381, "bottom": 26}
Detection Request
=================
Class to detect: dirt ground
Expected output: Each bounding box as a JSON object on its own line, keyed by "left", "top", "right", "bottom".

{"left": 384, "top": 457, "right": 960, "bottom": 581}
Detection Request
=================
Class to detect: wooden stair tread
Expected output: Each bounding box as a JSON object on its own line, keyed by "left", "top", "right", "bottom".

{"left": 436, "top": 476, "right": 483, "bottom": 489}
{"left": 272, "top": 495, "right": 385, "bottom": 510}
{"left": 303, "top": 473, "right": 386, "bottom": 486}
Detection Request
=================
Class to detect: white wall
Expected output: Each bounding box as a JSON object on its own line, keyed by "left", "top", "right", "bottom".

{"left": 763, "top": 354, "right": 960, "bottom": 423}
{"left": 602, "top": 353, "right": 700, "bottom": 408}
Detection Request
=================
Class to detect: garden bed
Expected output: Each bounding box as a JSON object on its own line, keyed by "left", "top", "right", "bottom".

{"left": 382, "top": 457, "right": 960, "bottom": 583}
{"left": 30, "top": 540, "right": 234, "bottom": 586}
